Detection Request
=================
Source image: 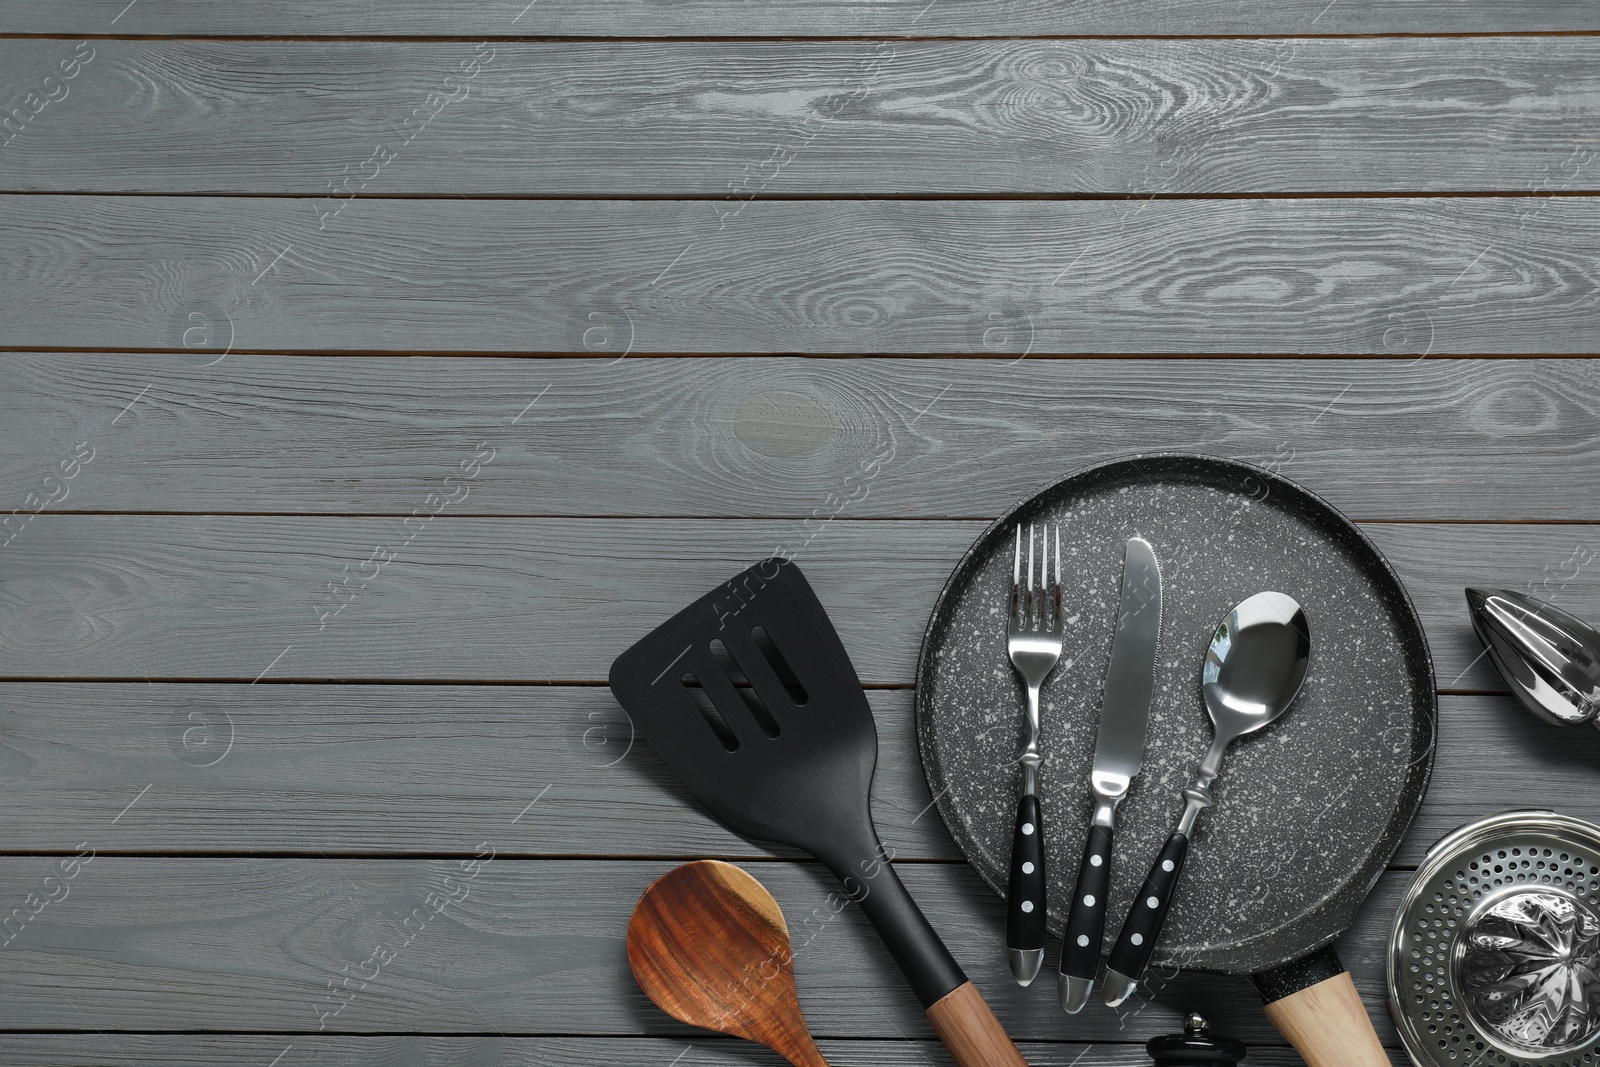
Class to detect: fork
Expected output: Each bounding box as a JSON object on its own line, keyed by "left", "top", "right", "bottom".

{"left": 1005, "top": 523, "right": 1064, "bottom": 986}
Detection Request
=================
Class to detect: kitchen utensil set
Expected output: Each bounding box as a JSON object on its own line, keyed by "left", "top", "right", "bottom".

{"left": 916, "top": 456, "right": 1436, "bottom": 1067}
{"left": 612, "top": 455, "right": 1456, "bottom": 1067}
{"left": 1003, "top": 525, "right": 1314, "bottom": 1011}
{"left": 628, "top": 860, "right": 1249, "bottom": 1067}
{"left": 611, "top": 558, "right": 1030, "bottom": 1067}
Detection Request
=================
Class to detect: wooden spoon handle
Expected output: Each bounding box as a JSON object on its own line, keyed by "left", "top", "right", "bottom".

{"left": 925, "top": 981, "right": 1031, "bottom": 1067}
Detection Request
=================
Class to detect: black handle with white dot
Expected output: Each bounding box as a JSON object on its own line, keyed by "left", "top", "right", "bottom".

{"left": 1105, "top": 831, "right": 1190, "bottom": 989}
{"left": 1059, "top": 823, "right": 1114, "bottom": 982}
{"left": 1005, "top": 793, "right": 1047, "bottom": 957}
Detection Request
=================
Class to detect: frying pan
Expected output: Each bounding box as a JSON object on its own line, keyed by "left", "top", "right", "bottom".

{"left": 915, "top": 454, "right": 1437, "bottom": 1067}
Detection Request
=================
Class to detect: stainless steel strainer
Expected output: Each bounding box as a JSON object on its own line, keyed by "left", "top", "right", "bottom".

{"left": 1389, "top": 811, "right": 1600, "bottom": 1067}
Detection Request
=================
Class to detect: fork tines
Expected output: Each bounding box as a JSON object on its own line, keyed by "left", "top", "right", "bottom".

{"left": 1011, "top": 523, "right": 1062, "bottom": 632}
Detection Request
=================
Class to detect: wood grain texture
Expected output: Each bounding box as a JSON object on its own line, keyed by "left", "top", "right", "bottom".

{"left": 3, "top": 0, "right": 1596, "bottom": 1054}
{"left": 1261, "top": 972, "right": 1391, "bottom": 1067}
{"left": 628, "top": 861, "right": 829, "bottom": 1067}
{"left": 0, "top": 855, "right": 1430, "bottom": 1042}
{"left": 925, "top": 981, "right": 1032, "bottom": 1067}
{"left": 3, "top": 197, "right": 1597, "bottom": 353}
{"left": 0, "top": 684, "right": 946, "bottom": 859}
{"left": 0, "top": 1037, "right": 1391, "bottom": 1066}
{"left": 6, "top": 39, "right": 1600, "bottom": 195}
{"left": 0, "top": 857, "right": 1440, "bottom": 1049}
{"left": 0, "top": 686, "right": 1585, "bottom": 869}
{"left": 0, "top": 517, "right": 1592, "bottom": 688}
{"left": 4, "top": 355, "right": 1598, "bottom": 521}
{"left": 5, "top": 0, "right": 1594, "bottom": 35}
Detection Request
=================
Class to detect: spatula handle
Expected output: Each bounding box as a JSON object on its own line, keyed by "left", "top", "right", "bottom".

{"left": 926, "top": 981, "right": 1032, "bottom": 1067}
{"left": 825, "top": 842, "right": 966, "bottom": 1009}
{"left": 820, "top": 840, "right": 1029, "bottom": 1064}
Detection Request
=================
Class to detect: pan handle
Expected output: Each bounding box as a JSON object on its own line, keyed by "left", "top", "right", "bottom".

{"left": 1254, "top": 946, "right": 1389, "bottom": 1067}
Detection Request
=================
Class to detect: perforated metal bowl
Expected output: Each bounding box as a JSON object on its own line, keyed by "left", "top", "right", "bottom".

{"left": 1389, "top": 811, "right": 1600, "bottom": 1067}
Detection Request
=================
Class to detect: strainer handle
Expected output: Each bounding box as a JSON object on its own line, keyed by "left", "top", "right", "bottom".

{"left": 1257, "top": 948, "right": 1388, "bottom": 1067}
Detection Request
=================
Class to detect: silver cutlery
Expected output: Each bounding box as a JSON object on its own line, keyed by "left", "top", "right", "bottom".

{"left": 1103, "top": 591, "right": 1311, "bottom": 1006}
{"left": 1058, "top": 536, "right": 1162, "bottom": 1012}
{"left": 1005, "top": 523, "right": 1064, "bottom": 986}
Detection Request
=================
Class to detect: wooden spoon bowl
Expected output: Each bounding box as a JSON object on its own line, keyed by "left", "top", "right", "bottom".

{"left": 628, "top": 860, "right": 830, "bottom": 1067}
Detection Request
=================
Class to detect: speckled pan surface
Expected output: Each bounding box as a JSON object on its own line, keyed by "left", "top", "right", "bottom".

{"left": 915, "top": 454, "right": 1436, "bottom": 975}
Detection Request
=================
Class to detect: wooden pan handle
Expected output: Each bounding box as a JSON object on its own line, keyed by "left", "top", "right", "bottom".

{"left": 1261, "top": 971, "right": 1389, "bottom": 1067}
{"left": 925, "top": 981, "right": 1031, "bottom": 1067}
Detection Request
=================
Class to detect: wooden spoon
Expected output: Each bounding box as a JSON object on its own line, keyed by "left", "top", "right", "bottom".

{"left": 628, "top": 860, "right": 830, "bottom": 1067}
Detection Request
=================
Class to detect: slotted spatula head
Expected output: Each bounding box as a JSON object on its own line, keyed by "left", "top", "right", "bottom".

{"left": 609, "top": 558, "right": 880, "bottom": 866}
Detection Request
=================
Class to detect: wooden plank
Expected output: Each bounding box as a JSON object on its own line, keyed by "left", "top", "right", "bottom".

{"left": 2, "top": 197, "right": 1596, "bottom": 353}
{"left": 5, "top": 39, "right": 1600, "bottom": 195}
{"left": 4, "top": 0, "right": 1593, "bottom": 36}
{"left": 0, "top": 517, "right": 1591, "bottom": 688}
{"left": 0, "top": 1036, "right": 1379, "bottom": 1066}
{"left": 4, "top": 355, "right": 1598, "bottom": 521}
{"left": 0, "top": 854, "right": 1419, "bottom": 1042}
{"left": 0, "top": 684, "right": 952, "bottom": 861}
{"left": 0, "top": 684, "right": 1586, "bottom": 869}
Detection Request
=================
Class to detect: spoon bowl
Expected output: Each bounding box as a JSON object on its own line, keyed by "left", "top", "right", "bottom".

{"left": 628, "top": 860, "right": 831, "bottom": 1067}
{"left": 1203, "top": 591, "right": 1311, "bottom": 742}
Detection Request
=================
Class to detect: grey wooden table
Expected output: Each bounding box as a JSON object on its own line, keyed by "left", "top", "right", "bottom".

{"left": 1, "top": 1, "right": 1598, "bottom": 1064}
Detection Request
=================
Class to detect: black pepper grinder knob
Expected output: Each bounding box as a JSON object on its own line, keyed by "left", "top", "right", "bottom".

{"left": 1147, "top": 1013, "right": 1248, "bottom": 1067}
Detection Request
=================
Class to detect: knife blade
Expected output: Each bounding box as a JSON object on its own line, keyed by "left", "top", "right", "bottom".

{"left": 1058, "top": 535, "right": 1162, "bottom": 1012}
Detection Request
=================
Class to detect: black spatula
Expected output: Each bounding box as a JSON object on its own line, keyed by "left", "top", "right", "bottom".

{"left": 610, "top": 558, "right": 1029, "bottom": 1067}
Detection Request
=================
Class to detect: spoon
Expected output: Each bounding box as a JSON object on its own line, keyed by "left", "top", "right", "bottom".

{"left": 628, "top": 860, "right": 830, "bottom": 1067}
{"left": 1102, "top": 590, "right": 1311, "bottom": 1006}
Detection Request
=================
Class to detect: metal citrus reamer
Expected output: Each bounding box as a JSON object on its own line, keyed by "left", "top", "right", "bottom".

{"left": 1466, "top": 588, "right": 1600, "bottom": 728}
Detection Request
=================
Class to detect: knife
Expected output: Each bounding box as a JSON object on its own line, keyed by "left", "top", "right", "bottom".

{"left": 1058, "top": 536, "right": 1162, "bottom": 1013}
